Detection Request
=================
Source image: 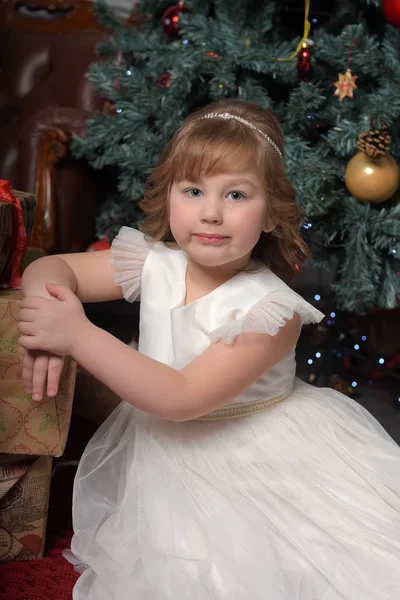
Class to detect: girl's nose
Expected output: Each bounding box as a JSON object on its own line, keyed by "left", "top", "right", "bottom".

{"left": 199, "top": 196, "right": 223, "bottom": 224}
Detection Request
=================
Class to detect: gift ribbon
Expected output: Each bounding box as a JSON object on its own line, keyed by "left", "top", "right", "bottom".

{"left": 0, "top": 179, "right": 27, "bottom": 288}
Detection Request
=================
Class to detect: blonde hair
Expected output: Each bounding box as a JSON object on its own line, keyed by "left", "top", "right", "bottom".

{"left": 140, "top": 99, "right": 310, "bottom": 280}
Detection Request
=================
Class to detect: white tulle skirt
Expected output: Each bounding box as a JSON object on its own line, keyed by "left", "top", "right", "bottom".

{"left": 65, "top": 378, "right": 400, "bottom": 600}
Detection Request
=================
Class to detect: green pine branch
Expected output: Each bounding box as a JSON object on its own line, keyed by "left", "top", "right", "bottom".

{"left": 73, "top": 0, "right": 400, "bottom": 314}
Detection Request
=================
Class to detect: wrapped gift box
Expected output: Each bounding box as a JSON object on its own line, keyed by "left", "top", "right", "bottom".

{"left": 0, "top": 188, "right": 36, "bottom": 287}
{"left": 0, "top": 289, "right": 76, "bottom": 456}
{"left": 0, "top": 454, "right": 52, "bottom": 561}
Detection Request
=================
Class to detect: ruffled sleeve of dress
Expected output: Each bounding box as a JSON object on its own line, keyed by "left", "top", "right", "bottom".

{"left": 110, "top": 226, "right": 153, "bottom": 302}
{"left": 208, "top": 289, "right": 325, "bottom": 345}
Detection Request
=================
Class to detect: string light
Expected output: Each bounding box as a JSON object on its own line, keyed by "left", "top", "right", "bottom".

{"left": 116, "top": 108, "right": 122, "bottom": 113}
{"left": 126, "top": 70, "right": 132, "bottom": 76}
{"left": 303, "top": 222, "right": 313, "bottom": 229}
{"left": 301, "top": 292, "right": 398, "bottom": 404}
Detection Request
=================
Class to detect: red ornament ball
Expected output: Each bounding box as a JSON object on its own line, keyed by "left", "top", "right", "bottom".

{"left": 297, "top": 39, "right": 313, "bottom": 82}
{"left": 161, "top": 3, "right": 187, "bottom": 37}
{"left": 86, "top": 238, "right": 111, "bottom": 252}
{"left": 297, "top": 46, "right": 311, "bottom": 81}
{"left": 206, "top": 51, "right": 220, "bottom": 60}
{"left": 157, "top": 73, "right": 171, "bottom": 88}
{"left": 383, "top": 0, "right": 400, "bottom": 27}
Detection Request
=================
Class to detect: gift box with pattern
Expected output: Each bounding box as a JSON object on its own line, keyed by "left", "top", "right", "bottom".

{"left": 0, "top": 454, "right": 52, "bottom": 561}
{"left": 0, "top": 289, "right": 76, "bottom": 456}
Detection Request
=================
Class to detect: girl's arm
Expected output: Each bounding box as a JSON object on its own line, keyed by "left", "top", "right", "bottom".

{"left": 18, "top": 284, "right": 301, "bottom": 419}
{"left": 22, "top": 251, "right": 123, "bottom": 303}
{"left": 71, "top": 312, "right": 301, "bottom": 422}
{"left": 20, "top": 251, "right": 123, "bottom": 401}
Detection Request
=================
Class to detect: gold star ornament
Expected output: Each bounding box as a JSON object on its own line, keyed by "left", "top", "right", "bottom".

{"left": 333, "top": 68, "right": 358, "bottom": 101}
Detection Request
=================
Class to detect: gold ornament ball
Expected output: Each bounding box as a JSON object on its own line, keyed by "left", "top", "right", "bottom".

{"left": 345, "top": 151, "right": 400, "bottom": 203}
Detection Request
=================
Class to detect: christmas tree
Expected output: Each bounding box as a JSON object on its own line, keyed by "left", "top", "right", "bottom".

{"left": 73, "top": 0, "right": 400, "bottom": 314}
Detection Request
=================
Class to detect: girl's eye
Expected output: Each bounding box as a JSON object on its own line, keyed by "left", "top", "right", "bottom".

{"left": 228, "top": 191, "right": 245, "bottom": 201}
{"left": 187, "top": 188, "right": 203, "bottom": 198}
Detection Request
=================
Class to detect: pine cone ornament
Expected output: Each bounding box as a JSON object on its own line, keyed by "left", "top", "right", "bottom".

{"left": 356, "top": 126, "right": 391, "bottom": 158}
{"left": 345, "top": 125, "right": 400, "bottom": 203}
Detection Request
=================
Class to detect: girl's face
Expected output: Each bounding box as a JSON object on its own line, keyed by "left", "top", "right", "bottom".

{"left": 169, "top": 170, "right": 270, "bottom": 271}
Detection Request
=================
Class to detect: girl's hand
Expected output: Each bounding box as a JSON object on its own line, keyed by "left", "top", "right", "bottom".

{"left": 18, "top": 283, "right": 88, "bottom": 357}
{"left": 20, "top": 347, "right": 65, "bottom": 401}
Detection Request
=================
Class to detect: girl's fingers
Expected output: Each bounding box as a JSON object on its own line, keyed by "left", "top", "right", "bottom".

{"left": 22, "top": 351, "right": 36, "bottom": 393}
{"left": 18, "top": 321, "right": 35, "bottom": 335}
{"left": 21, "top": 296, "right": 45, "bottom": 309}
{"left": 19, "top": 308, "right": 37, "bottom": 322}
{"left": 47, "top": 355, "right": 65, "bottom": 397}
{"left": 31, "top": 354, "right": 50, "bottom": 401}
{"left": 19, "top": 335, "right": 37, "bottom": 351}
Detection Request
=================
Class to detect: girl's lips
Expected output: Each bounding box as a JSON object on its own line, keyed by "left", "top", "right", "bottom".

{"left": 193, "top": 234, "right": 229, "bottom": 244}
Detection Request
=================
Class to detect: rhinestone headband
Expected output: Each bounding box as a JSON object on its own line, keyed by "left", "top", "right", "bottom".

{"left": 200, "top": 112, "right": 283, "bottom": 160}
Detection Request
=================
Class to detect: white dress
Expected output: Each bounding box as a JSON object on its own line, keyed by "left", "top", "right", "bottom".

{"left": 65, "top": 227, "right": 400, "bottom": 600}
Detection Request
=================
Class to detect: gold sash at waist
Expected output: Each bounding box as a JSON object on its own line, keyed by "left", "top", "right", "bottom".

{"left": 196, "top": 392, "right": 286, "bottom": 421}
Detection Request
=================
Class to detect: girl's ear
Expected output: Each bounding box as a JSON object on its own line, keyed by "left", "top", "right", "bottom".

{"left": 263, "top": 219, "right": 277, "bottom": 233}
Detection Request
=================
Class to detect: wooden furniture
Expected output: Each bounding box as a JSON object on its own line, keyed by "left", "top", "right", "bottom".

{"left": 0, "top": 0, "right": 143, "bottom": 253}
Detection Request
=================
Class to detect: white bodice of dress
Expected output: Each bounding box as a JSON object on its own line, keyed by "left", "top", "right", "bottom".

{"left": 111, "top": 228, "right": 325, "bottom": 408}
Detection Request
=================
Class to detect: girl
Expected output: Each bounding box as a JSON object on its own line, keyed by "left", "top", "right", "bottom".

{"left": 19, "top": 100, "right": 400, "bottom": 599}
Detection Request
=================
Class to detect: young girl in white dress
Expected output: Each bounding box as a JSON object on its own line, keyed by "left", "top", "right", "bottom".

{"left": 19, "top": 100, "right": 400, "bottom": 600}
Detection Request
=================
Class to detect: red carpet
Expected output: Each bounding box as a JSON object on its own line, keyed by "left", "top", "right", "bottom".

{"left": 0, "top": 417, "right": 95, "bottom": 600}
{"left": 0, "top": 531, "right": 78, "bottom": 600}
